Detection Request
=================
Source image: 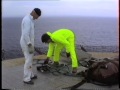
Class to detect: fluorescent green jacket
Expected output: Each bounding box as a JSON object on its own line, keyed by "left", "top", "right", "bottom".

{"left": 47, "top": 29, "right": 78, "bottom": 68}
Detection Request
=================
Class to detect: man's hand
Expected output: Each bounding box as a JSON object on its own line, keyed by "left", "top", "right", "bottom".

{"left": 66, "top": 52, "right": 70, "bottom": 58}
{"left": 44, "top": 57, "right": 50, "bottom": 64}
{"left": 28, "top": 43, "right": 34, "bottom": 54}
{"left": 72, "top": 67, "right": 77, "bottom": 74}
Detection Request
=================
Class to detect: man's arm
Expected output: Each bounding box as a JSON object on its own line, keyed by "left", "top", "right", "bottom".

{"left": 47, "top": 43, "right": 54, "bottom": 58}
{"left": 44, "top": 43, "right": 54, "bottom": 64}
{"left": 22, "top": 20, "right": 34, "bottom": 54}
{"left": 22, "top": 20, "right": 31, "bottom": 45}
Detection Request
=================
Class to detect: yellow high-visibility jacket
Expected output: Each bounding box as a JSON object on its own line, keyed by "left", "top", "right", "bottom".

{"left": 47, "top": 29, "right": 78, "bottom": 68}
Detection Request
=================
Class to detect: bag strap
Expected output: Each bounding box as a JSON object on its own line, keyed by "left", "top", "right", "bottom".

{"left": 62, "top": 79, "right": 86, "bottom": 90}
{"left": 88, "top": 79, "right": 112, "bottom": 86}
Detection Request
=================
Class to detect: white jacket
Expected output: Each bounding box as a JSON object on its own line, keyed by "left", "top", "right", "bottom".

{"left": 20, "top": 14, "right": 35, "bottom": 52}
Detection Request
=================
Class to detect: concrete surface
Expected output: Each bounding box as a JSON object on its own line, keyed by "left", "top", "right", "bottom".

{"left": 2, "top": 52, "right": 119, "bottom": 90}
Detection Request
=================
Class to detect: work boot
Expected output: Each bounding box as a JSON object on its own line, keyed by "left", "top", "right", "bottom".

{"left": 31, "top": 75, "right": 37, "bottom": 79}
{"left": 23, "top": 80, "right": 34, "bottom": 85}
{"left": 53, "top": 62, "right": 59, "bottom": 67}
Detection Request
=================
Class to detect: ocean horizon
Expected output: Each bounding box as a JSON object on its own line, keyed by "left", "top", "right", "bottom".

{"left": 2, "top": 16, "right": 119, "bottom": 60}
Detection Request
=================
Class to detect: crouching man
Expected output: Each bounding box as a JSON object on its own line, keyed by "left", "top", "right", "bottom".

{"left": 41, "top": 29, "right": 78, "bottom": 73}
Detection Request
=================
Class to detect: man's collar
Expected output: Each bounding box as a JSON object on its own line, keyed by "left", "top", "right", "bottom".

{"left": 47, "top": 32, "right": 52, "bottom": 37}
{"left": 29, "top": 14, "right": 34, "bottom": 21}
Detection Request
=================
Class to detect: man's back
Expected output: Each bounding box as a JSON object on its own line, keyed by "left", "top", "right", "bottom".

{"left": 52, "top": 29, "right": 74, "bottom": 39}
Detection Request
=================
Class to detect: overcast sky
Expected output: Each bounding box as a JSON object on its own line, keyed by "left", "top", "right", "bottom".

{"left": 2, "top": 0, "right": 118, "bottom": 17}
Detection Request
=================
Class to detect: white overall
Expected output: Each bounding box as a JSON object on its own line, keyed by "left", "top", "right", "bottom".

{"left": 20, "top": 14, "right": 35, "bottom": 82}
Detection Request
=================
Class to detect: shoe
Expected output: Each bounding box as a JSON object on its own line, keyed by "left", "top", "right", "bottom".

{"left": 53, "top": 62, "right": 59, "bottom": 67}
{"left": 31, "top": 75, "right": 37, "bottom": 79}
{"left": 23, "top": 80, "right": 34, "bottom": 85}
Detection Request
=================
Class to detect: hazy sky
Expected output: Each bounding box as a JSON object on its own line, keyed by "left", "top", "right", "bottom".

{"left": 2, "top": 0, "right": 118, "bottom": 17}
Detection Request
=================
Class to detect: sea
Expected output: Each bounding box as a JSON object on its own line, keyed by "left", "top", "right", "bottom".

{"left": 2, "top": 16, "right": 119, "bottom": 60}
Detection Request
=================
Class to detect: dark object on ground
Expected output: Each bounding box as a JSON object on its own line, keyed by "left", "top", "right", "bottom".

{"left": 36, "top": 60, "right": 70, "bottom": 76}
{"left": 63, "top": 56, "right": 119, "bottom": 90}
{"left": 66, "top": 52, "right": 70, "bottom": 57}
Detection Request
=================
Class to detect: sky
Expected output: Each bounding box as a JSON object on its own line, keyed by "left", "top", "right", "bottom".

{"left": 2, "top": 0, "right": 119, "bottom": 17}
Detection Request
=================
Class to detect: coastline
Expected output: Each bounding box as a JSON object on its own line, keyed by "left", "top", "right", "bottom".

{"left": 2, "top": 45, "right": 119, "bottom": 60}
{"left": 2, "top": 52, "right": 119, "bottom": 67}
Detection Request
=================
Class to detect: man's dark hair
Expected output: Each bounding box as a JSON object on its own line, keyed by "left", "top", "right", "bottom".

{"left": 34, "top": 8, "right": 41, "bottom": 16}
{"left": 41, "top": 33, "right": 50, "bottom": 43}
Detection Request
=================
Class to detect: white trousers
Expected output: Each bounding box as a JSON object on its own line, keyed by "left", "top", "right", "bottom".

{"left": 23, "top": 51, "right": 34, "bottom": 82}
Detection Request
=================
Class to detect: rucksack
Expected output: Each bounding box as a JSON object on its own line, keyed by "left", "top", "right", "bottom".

{"left": 63, "top": 57, "right": 119, "bottom": 90}
{"left": 86, "top": 57, "right": 119, "bottom": 85}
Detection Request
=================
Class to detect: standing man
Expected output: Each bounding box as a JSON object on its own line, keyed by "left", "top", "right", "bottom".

{"left": 20, "top": 8, "right": 41, "bottom": 85}
{"left": 41, "top": 29, "right": 78, "bottom": 73}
